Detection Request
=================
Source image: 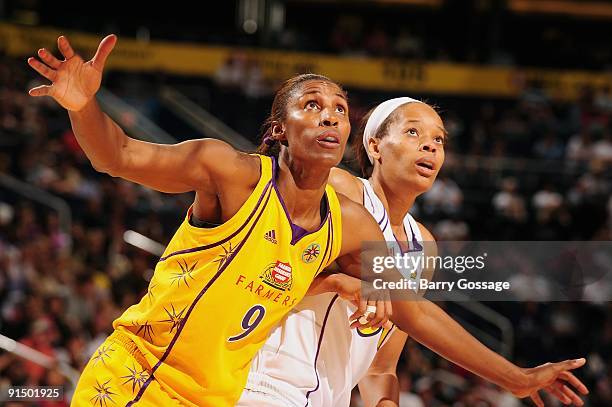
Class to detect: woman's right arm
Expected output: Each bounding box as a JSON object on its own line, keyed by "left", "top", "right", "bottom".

{"left": 28, "top": 35, "right": 258, "bottom": 194}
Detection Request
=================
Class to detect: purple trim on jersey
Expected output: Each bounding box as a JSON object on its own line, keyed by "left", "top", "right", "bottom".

{"left": 291, "top": 223, "right": 310, "bottom": 243}
{"left": 270, "top": 156, "right": 331, "bottom": 246}
{"left": 407, "top": 219, "right": 423, "bottom": 252}
{"left": 362, "top": 182, "right": 385, "bottom": 225}
{"left": 314, "top": 218, "right": 332, "bottom": 275}
{"left": 126, "top": 187, "right": 273, "bottom": 406}
{"left": 325, "top": 215, "right": 335, "bottom": 266}
{"left": 304, "top": 294, "right": 339, "bottom": 405}
{"left": 159, "top": 181, "right": 272, "bottom": 262}
{"left": 362, "top": 181, "right": 375, "bottom": 214}
{"left": 381, "top": 216, "right": 390, "bottom": 234}
{"left": 391, "top": 223, "right": 408, "bottom": 255}
{"left": 365, "top": 179, "right": 423, "bottom": 254}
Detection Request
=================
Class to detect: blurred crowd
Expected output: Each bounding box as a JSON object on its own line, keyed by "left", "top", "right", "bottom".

{"left": 0, "top": 45, "right": 611, "bottom": 407}
{"left": 18, "top": 1, "right": 611, "bottom": 70}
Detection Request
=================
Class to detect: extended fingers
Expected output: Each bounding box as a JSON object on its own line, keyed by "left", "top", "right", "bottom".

{"left": 545, "top": 385, "right": 571, "bottom": 405}
{"left": 530, "top": 391, "right": 544, "bottom": 407}
{"left": 556, "top": 382, "right": 585, "bottom": 406}
{"left": 91, "top": 34, "right": 117, "bottom": 71}
{"left": 557, "top": 358, "right": 586, "bottom": 373}
{"left": 37, "top": 48, "right": 61, "bottom": 69}
{"left": 57, "top": 35, "right": 75, "bottom": 59}
{"left": 559, "top": 371, "right": 589, "bottom": 395}
{"left": 27, "top": 57, "right": 57, "bottom": 82}
{"left": 28, "top": 84, "right": 53, "bottom": 97}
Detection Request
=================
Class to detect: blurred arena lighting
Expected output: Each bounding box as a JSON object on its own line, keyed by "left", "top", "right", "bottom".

{"left": 239, "top": 0, "right": 264, "bottom": 34}
{"left": 123, "top": 230, "right": 166, "bottom": 256}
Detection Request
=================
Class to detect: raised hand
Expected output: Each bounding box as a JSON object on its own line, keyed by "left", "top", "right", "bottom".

{"left": 27, "top": 34, "right": 117, "bottom": 111}
{"left": 511, "top": 358, "right": 588, "bottom": 406}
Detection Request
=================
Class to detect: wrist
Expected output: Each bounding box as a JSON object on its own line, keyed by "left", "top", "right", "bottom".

{"left": 502, "top": 366, "right": 530, "bottom": 393}
{"left": 68, "top": 96, "right": 97, "bottom": 114}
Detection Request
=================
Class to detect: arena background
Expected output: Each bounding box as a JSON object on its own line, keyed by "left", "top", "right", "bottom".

{"left": 0, "top": 0, "right": 610, "bottom": 405}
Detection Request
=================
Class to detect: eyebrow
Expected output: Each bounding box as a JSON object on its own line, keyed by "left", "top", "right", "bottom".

{"left": 406, "top": 119, "right": 449, "bottom": 136}
{"left": 302, "top": 90, "right": 347, "bottom": 101}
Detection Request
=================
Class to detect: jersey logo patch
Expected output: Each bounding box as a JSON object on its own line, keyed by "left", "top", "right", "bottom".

{"left": 301, "top": 243, "right": 321, "bottom": 263}
{"left": 260, "top": 261, "right": 293, "bottom": 291}
{"left": 264, "top": 229, "right": 277, "bottom": 244}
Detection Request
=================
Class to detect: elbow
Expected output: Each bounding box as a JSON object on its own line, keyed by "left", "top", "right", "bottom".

{"left": 92, "top": 155, "right": 122, "bottom": 176}
{"left": 92, "top": 161, "right": 120, "bottom": 177}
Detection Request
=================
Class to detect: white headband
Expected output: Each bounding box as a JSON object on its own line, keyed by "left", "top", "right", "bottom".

{"left": 363, "top": 97, "right": 422, "bottom": 164}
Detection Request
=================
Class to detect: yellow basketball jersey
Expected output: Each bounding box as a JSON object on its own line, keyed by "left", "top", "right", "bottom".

{"left": 112, "top": 155, "right": 342, "bottom": 406}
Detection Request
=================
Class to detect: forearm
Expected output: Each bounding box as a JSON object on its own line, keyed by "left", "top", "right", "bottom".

{"left": 305, "top": 272, "right": 339, "bottom": 296}
{"left": 392, "top": 300, "right": 527, "bottom": 392}
{"left": 358, "top": 373, "right": 399, "bottom": 407}
{"left": 67, "top": 98, "right": 128, "bottom": 172}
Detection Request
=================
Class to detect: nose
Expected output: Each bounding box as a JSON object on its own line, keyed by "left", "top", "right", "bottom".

{"left": 418, "top": 141, "right": 437, "bottom": 153}
{"left": 320, "top": 109, "right": 339, "bottom": 127}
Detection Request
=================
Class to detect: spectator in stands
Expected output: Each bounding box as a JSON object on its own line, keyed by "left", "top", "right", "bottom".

{"left": 533, "top": 131, "right": 564, "bottom": 161}
{"left": 421, "top": 175, "right": 463, "bottom": 217}
{"left": 394, "top": 28, "right": 423, "bottom": 59}
{"left": 492, "top": 177, "right": 527, "bottom": 222}
{"left": 593, "top": 128, "right": 612, "bottom": 165}
{"left": 566, "top": 130, "right": 594, "bottom": 166}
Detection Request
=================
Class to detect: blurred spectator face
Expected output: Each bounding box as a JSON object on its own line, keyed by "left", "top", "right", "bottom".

{"left": 48, "top": 296, "right": 65, "bottom": 315}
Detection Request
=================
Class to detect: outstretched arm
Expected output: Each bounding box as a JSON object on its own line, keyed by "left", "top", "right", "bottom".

{"left": 27, "top": 35, "right": 258, "bottom": 194}
{"left": 337, "top": 210, "right": 588, "bottom": 406}
{"left": 391, "top": 299, "right": 587, "bottom": 405}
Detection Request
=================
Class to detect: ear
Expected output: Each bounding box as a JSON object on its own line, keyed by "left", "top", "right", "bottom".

{"left": 271, "top": 121, "right": 288, "bottom": 144}
{"left": 367, "top": 137, "right": 381, "bottom": 162}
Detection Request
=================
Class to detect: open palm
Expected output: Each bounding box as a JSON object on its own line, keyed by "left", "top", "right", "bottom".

{"left": 27, "top": 34, "right": 117, "bottom": 111}
{"left": 512, "top": 358, "right": 588, "bottom": 406}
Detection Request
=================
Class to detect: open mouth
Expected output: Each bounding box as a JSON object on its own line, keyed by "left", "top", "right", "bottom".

{"left": 415, "top": 158, "right": 436, "bottom": 176}
{"left": 415, "top": 158, "right": 435, "bottom": 170}
{"left": 316, "top": 131, "right": 340, "bottom": 148}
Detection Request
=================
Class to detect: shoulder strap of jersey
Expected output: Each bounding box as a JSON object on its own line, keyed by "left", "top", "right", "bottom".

{"left": 404, "top": 213, "right": 423, "bottom": 242}
{"left": 323, "top": 183, "right": 343, "bottom": 266}
{"left": 252, "top": 153, "right": 273, "bottom": 182}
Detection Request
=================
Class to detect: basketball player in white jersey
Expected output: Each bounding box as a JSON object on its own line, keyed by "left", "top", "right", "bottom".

{"left": 238, "top": 98, "right": 589, "bottom": 407}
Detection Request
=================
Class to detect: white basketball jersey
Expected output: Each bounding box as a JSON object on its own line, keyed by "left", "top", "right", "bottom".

{"left": 238, "top": 178, "right": 424, "bottom": 407}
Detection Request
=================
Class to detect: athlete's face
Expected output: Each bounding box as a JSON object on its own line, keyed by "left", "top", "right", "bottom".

{"left": 279, "top": 80, "right": 350, "bottom": 167}
{"left": 373, "top": 103, "right": 446, "bottom": 193}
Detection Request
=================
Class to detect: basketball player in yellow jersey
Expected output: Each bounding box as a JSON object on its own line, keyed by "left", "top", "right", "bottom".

{"left": 27, "top": 35, "right": 392, "bottom": 406}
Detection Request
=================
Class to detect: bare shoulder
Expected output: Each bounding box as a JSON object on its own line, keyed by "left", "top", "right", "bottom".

{"left": 415, "top": 221, "right": 435, "bottom": 242}
{"left": 198, "top": 139, "right": 260, "bottom": 177}
{"left": 329, "top": 167, "right": 363, "bottom": 203}
{"left": 337, "top": 192, "right": 385, "bottom": 256}
{"left": 194, "top": 139, "right": 261, "bottom": 188}
{"left": 337, "top": 191, "right": 369, "bottom": 221}
{"left": 191, "top": 140, "right": 263, "bottom": 222}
